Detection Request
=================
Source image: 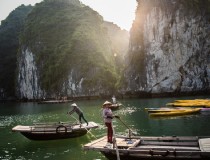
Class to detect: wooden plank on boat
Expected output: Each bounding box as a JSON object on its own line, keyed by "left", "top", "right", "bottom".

{"left": 84, "top": 136, "right": 140, "bottom": 150}
{"left": 199, "top": 138, "right": 210, "bottom": 152}
{"left": 12, "top": 125, "right": 32, "bottom": 132}
{"left": 84, "top": 136, "right": 108, "bottom": 150}
{"left": 130, "top": 145, "right": 200, "bottom": 151}
{"left": 140, "top": 141, "right": 198, "bottom": 146}
{"left": 116, "top": 135, "right": 199, "bottom": 141}
{"left": 140, "top": 136, "right": 199, "bottom": 141}
{"left": 125, "top": 149, "right": 203, "bottom": 158}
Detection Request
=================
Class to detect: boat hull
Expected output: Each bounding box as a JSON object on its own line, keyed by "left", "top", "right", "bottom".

{"left": 149, "top": 108, "right": 201, "bottom": 117}
{"left": 84, "top": 135, "right": 210, "bottom": 160}
{"left": 20, "top": 129, "right": 87, "bottom": 140}
{"left": 12, "top": 121, "right": 98, "bottom": 140}
{"left": 101, "top": 151, "right": 209, "bottom": 160}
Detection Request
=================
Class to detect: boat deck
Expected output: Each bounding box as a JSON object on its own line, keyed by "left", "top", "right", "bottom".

{"left": 199, "top": 138, "right": 210, "bottom": 152}
{"left": 84, "top": 136, "right": 140, "bottom": 151}
{"left": 84, "top": 136, "right": 210, "bottom": 159}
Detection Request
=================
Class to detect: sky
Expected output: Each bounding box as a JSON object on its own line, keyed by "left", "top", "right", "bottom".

{"left": 0, "top": 0, "right": 137, "bottom": 31}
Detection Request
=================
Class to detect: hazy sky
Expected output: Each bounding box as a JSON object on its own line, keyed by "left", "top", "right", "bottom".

{"left": 0, "top": 0, "right": 137, "bottom": 30}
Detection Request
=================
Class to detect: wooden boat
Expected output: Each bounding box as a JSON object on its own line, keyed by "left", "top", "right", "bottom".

{"left": 146, "top": 108, "right": 185, "bottom": 113}
{"left": 38, "top": 100, "right": 73, "bottom": 104}
{"left": 149, "top": 108, "right": 201, "bottom": 117}
{"left": 84, "top": 135, "right": 210, "bottom": 159}
{"left": 12, "top": 121, "right": 98, "bottom": 140}
{"left": 200, "top": 108, "right": 210, "bottom": 112}
{"left": 110, "top": 103, "right": 122, "bottom": 110}
{"left": 166, "top": 99, "right": 210, "bottom": 108}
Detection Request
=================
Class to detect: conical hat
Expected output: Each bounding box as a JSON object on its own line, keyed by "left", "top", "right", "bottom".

{"left": 71, "top": 103, "right": 77, "bottom": 107}
{"left": 103, "top": 101, "right": 112, "bottom": 106}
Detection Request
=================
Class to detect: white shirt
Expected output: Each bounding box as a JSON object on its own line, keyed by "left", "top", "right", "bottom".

{"left": 102, "top": 107, "right": 113, "bottom": 123}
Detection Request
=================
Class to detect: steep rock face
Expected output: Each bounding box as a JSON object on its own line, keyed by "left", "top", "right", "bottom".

{"left": 17, "top": 48, "right": 43, "bottom": 99}
{"left": 16, "top": 0, "right": 129, "bottom": 99}
{"left": 0, "top": 5, "right": 33, "bottom": 98}
{"left": 125, "top": 0, "right": 210, "bottom": 94}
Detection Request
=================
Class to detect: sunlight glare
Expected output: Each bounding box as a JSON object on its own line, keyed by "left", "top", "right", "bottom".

{"left": 80, "top": 0, "right": 137, "bottom": 31}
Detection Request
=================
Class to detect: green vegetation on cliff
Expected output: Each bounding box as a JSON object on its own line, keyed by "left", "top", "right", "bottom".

{"left": 0, "top": 5, "right": 33, "bottom": 98}
{"left": 19, "top": 0, "right": 122, "bottom": 94}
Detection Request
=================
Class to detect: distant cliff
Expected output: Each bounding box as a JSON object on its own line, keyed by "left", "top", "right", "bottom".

{"left": 1, "top": 0, "right": 210, "bottom": 100}
{"left": 0, "top": 5, "right": 33, "bottom": 99}
{"left": 125, "top": 0, "right": 210, "bottom": 96}
{"left": 16, "top": 0, "right": 129, "bottom": 99}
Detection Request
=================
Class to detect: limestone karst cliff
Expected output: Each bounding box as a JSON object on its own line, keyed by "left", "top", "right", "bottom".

{"left": 1, "top": 0, "right": 210, "bottom": 100}
{"left": 16, "top": 0, "right": 129, "bottom": 99}
{"left": 125, "top": 0, "right": 210, "bottom": 95}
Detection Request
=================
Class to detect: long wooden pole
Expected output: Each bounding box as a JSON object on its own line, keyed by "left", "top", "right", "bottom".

{"left": 111, "top": 121, "right": 120, "bottom": 160}
{"left": 116, "top": 117, "right": 134, "bottom": 138}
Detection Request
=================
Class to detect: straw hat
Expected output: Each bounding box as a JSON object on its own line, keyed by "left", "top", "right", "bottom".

{"left": 71, "top": 103, "right": 77, "bottom": 107}
{"left": 103, "top": 101, "right": 112, "bottom": 107}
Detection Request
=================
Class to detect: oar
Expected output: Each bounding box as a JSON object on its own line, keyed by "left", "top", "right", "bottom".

{"left": 69, "top": 114, "right": 97, "bottom": 139}
{"left": 115, "top": 116, "right": 136, "bottom": 138}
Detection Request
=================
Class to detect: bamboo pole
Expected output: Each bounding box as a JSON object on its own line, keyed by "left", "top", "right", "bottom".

{"left": 112, "top": 121, "right": 120, "bottom": 160}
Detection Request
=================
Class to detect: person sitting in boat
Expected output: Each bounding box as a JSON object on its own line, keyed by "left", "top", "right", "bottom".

{"left": 102, "top": 101, "right": 119, "bottom": 145}
{"left": 68, "top": 103, "right": 88, "bottom": 126}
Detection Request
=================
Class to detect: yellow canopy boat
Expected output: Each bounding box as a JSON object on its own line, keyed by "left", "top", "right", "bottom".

{"left": 149, "top": 108, "right": 201, "bottom": 117}
{"left": 166, "top": 99, "right": 210, "bottom": 108}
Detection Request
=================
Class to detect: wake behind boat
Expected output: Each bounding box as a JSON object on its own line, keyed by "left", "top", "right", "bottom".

{"left": 12, "top": 121, "right": 98, "bottom": 140}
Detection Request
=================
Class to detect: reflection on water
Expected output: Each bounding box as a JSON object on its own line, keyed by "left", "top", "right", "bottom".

{"left": 0, "top": 96, "right": 210, "bottom": 159}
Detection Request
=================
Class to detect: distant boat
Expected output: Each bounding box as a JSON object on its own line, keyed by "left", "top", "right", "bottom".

{"left": 12, "top": 121, "right": 98, "bottom": 140}
{"left": 84, "top": 135, "right": 210, "bottom": 159}
{"left": 38, "top": 100, "right": 73, "bottom": 104}
{"left": 149, "top": 108, "right": 201, "bottom": 117}
{"left": 166, "top": 99, "right": 210, "bottom": 108}
{"left": 110, "top": 103, "right": 122, "bottom": 110}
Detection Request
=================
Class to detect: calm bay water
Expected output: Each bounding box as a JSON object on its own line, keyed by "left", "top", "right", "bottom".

{"left": 1, "top": 96, "right": 210, "bottom": 160}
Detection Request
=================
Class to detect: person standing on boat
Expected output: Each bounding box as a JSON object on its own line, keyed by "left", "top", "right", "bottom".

{"left": 102, "top": 101, "right": 119, "bottom": 144}
{"left": 68, "top": 103, "right": 88, "bottom": 126}
{"left": 112, "top": 95, "right": 117, "bottom": 104}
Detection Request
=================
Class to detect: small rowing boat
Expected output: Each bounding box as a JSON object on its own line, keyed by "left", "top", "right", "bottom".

{"left": 84, "top": 135, "right": 210, "bottom": 159}
{"left": 110, "top": 103, "right": 122, "bottom": 110}
{"left": 12, "top": 121, "right": 98, "bottom": 140}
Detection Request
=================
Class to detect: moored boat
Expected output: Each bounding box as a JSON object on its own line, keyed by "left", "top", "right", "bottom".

{"left": 166, "top": 99, "right": 210, "bottom": 108}
{"left": 38, "top": 100, "right": 73, "bottom": 104}
{"left": 12, "top": 121, "right": 98, "bottom": 140}
{"left": 146, "top": 107, "right": 185, "bottom": 113}
{"left": 200, "top": 108, "right": 210, "bottom": 112}
{"left": 149, "top": 108, "right": 201, "bottom": 117}
{"left": 110, "top": 103, "right": 122, "bottom": 110}
{"left": 84, "top": 135, "right": 210, "bottom": 160}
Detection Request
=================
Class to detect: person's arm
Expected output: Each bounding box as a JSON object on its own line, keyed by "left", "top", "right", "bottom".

{"left": 68, "top": 107, "right": 75, "bottom": 115}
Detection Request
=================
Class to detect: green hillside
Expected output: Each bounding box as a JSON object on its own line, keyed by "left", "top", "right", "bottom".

{"left": 19, "top": 0, "right": 120, "bottom": 94}
{"left": 0, "top": 5, "right": 33, "bottom": 98}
